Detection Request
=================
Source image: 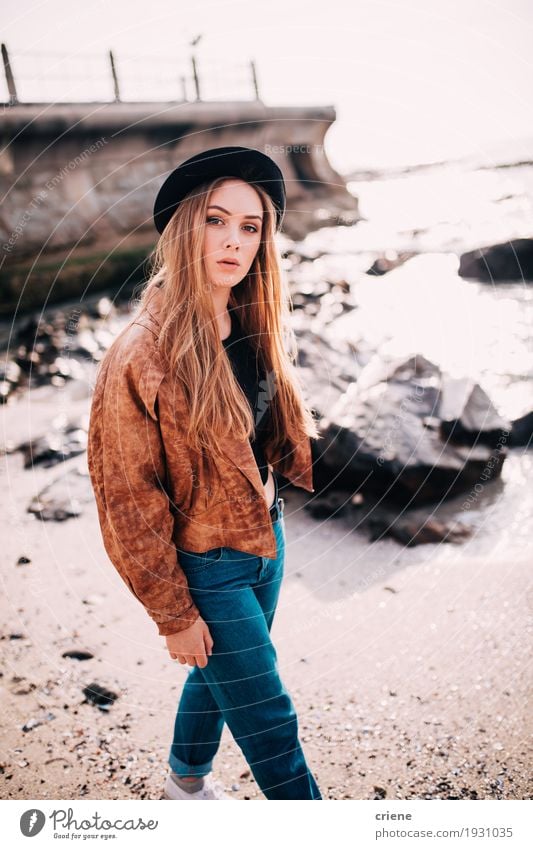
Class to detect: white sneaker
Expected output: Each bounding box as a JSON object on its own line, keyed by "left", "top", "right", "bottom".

{"left": 162, "top": 771, "right": 234, "bottom": 800}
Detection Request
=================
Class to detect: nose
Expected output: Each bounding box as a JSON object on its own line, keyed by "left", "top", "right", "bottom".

{"left": 224, "top": 221, "right": 241, "bottom": 249}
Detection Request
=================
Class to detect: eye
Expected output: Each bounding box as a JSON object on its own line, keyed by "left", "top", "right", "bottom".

{"left": 206, "top": 216, "right": 258, "bottom": 233}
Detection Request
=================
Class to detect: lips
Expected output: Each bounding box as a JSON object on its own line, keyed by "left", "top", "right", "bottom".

{"left": 218, "top": 259, "right": 240, "bottom": 267}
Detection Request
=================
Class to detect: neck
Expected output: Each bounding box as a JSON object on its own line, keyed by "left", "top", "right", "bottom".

{"left": 210, "top": 287, "right": 231, "bottom": 317}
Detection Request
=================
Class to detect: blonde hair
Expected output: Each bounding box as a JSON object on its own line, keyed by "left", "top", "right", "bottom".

{"left": 135, "top": 175, "right": 320, "bottom": 463}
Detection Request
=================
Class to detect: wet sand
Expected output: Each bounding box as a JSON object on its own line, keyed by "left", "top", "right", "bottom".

{"left": 1, "top": 383, "right": 532, "bottom": 801}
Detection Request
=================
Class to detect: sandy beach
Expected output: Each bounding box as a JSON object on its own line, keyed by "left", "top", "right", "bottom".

{"left": 1, "top": 382, "right": 531, "bottom": 801}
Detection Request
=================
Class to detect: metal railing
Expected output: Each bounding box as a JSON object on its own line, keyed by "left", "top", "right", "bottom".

{"left": 1, "top": 43, "right": 261, "bottom": 105}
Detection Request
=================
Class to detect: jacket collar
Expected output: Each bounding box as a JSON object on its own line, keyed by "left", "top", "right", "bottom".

{"left": 135, "top": 283, "right": 313, "bottom": 495}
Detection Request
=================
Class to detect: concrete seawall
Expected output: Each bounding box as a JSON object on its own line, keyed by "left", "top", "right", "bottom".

{"left": 0, "top": 101, "right": 359, "bottom": 316}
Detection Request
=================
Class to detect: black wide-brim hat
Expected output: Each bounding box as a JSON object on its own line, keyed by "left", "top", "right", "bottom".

{"left": 153, "top": 146, "right": 286, "bottom": 235}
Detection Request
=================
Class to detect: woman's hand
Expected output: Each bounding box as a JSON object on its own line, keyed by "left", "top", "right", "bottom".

{"left": 165, "top": 616, "right": 214, "bottom": 668}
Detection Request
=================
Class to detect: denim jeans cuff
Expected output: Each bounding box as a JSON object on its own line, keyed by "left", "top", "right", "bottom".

{"left": 168, "top": 751, "right": 213, "bottom": 778}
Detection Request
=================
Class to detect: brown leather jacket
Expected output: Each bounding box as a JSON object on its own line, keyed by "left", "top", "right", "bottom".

{"left": 87, "top": 284, "right": 315, "bottom": 636}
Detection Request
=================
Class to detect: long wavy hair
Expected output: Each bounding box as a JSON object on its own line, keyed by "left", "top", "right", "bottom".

{"left": 134, "top": 175, "right": 319, "bottom": 465}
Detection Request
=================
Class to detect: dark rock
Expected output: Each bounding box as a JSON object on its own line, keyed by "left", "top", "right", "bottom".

{"left": 62, "top": 650, "right": 94, "bottom": 661}
{"left": 367, "top": 513, "right": 471, "bottom": 546}
{"left": 367, "top": 251, "right": 417, "bottom": 276}
{"left": 21, "top": 718, "right": 42, "bottom": 732}
{"left": 17, "top": 556, "right": 31, "bottom": 565}
{"left": 17, "top": 415, "right": 88, "bottom": 468}
{"left": 304, "top": 491, "right": 353, "bottom": 519}
{"left": 438, "top": 377, "right": 511, "bottom": 448}
{"left": 459, "top": 238, "right": 533, "bottom": 282}
{"left": 314, "top": 354, "right": 507, "bottom": 506}
{"left": 82, "top": 682, "right": 118, "bottom": 709}
{"left": 28, "top": 466, "right": 94, "bottom": 521}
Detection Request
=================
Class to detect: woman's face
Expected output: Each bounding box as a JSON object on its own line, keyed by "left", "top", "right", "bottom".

{"left": 203, "top": 178, "right": 263, "bottom": 290}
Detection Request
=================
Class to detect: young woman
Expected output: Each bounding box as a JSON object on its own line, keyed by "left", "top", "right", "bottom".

{"left": 87, "top": 146, "right": 322, "bottom": 801}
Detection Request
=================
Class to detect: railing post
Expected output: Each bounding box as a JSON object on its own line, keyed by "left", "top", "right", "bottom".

{"left": 191, "top": 54, "right": 200, "bottom": 101}
{"left": 2, "top": 43, "right": 18, "bottom": 105}
{"left": 250, "top": 60, "right": 260, "bottom": 100}
{"left": 109, "top": 49, "right": 121, "bottom": 102}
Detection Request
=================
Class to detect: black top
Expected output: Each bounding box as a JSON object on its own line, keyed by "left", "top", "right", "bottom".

{"left": 222, "top": 310, "right": 273, "bottom": 484}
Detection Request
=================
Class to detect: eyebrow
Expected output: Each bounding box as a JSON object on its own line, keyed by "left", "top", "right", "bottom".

{"left": 207, "top": 204, "right": 263, "bottom": 221}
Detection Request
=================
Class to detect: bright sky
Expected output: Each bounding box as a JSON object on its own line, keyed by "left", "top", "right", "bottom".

{"left": 3, "top": 0, "right": 532, "bottom": 170}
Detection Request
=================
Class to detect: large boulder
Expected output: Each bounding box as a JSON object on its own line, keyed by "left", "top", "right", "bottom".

{"left": 312, "top": 354, "right": 510, "bottom": 505}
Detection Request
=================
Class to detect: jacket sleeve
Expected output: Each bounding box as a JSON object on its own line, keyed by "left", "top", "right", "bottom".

{"left": 87, "top": 343, "right": 200, "bottom": 637}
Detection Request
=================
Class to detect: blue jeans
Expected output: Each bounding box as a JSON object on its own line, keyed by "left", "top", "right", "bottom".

{"left": 168, "top": 492, "right": 322, "bottom": 800}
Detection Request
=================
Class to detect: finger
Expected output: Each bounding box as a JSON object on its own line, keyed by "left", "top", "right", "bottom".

{"left": 177, "top": 655, "right": 187, "bottom": 664}
{"left": 184, "top": 655, "right": 197, "bottom": 667}
{"left": 203, "top": 634, "right": 213, "bottom": 656}
{"left": 196, "top": 651, "right": 208, "bottom": 669}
